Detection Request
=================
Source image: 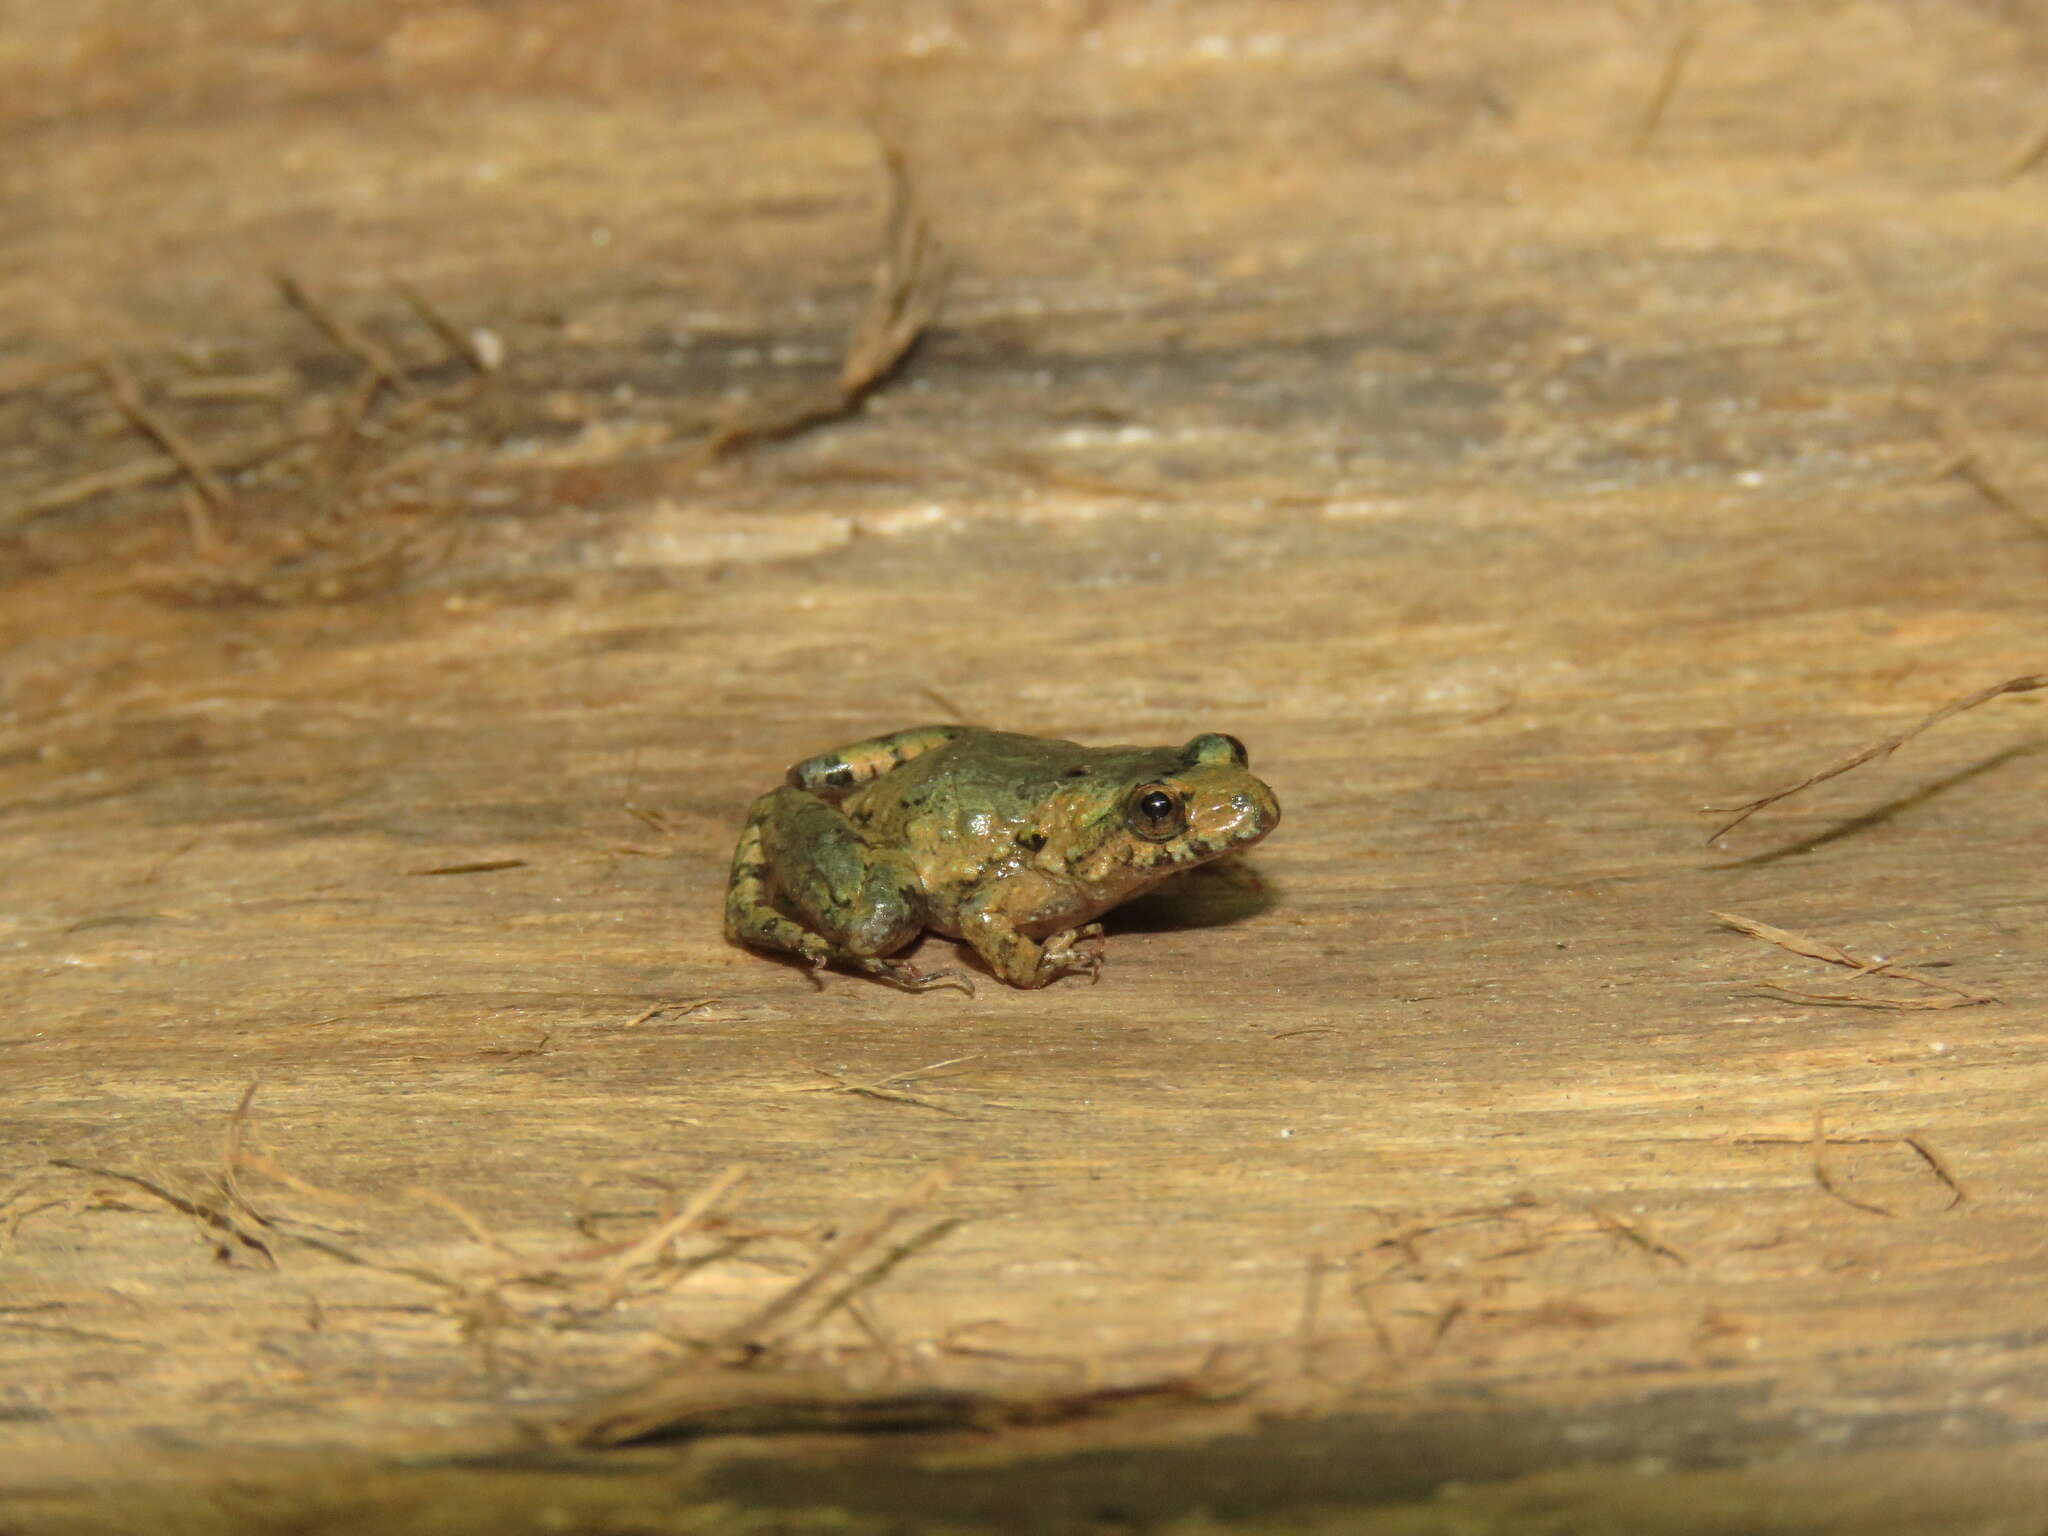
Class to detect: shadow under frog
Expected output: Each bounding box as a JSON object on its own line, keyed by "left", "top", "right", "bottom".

{"left": 724, "top": 726, "right": 1280, "bottom": 993}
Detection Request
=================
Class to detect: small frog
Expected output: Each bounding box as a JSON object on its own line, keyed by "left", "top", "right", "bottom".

{"left": 725, "top": 725, "right": 1280, "bottom": 992}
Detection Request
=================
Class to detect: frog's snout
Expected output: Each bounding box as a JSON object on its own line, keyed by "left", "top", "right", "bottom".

{"left": 1237, "top": 780, "right": 1281, "bottom": 842}
{"left": 1190, "top": 776, "right": 1279, "bottom": 855}
{"left": 1259, "top": 782, "right": 1281, "bottom": 832}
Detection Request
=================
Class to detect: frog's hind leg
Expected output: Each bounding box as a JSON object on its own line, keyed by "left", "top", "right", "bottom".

{"left": 725, "top": 788, "right": 972, "bottom": 994}
{"left": 785, "top": 724, "right": 968, "bottom": 802}
{"left": 725, "top": 798, "right": 840, "bottom": 975}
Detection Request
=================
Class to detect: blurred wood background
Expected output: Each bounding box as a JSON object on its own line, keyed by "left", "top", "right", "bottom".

{"left": 4, "top": 2, "right": 2047, "bottom": 1529}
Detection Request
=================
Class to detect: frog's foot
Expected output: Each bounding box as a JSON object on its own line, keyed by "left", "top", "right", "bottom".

{"left": 1040, "top": 923, "right": 1107, "bottom": 985}
{"left": 857, "top": 956, "right": 977, "bottom": 996}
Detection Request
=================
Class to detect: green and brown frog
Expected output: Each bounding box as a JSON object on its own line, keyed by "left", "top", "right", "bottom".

{"left": 725, "top": 725, "right": 1280, "bottom": 992}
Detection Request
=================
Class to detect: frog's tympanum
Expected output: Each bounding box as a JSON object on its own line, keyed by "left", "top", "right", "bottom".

{"left": 725, "top": 725, "right": 1280, "bottom": 992}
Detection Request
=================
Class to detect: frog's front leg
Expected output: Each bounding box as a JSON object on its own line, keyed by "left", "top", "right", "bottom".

{"left": 957, "top": 896, "right": 1108, "bottom": 989}
{"left": 725, "top": 787, "right": 972, "bottom": 993}
{"left": 1041, "top": 922, "right": 1108, "bottom": 983}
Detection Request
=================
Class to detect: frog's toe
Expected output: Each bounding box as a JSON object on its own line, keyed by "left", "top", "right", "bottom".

{"left": 860, "top": 957, "right": 977, "bottom": 996}
{"left": 914, "top": 968, "right": 978, "bottom": 997}
{"left": 1059, "top": 953, "right": 1105, "bottom": 986}
{"left": 1042, "top": 924, "right": 1108, "bottom": 984}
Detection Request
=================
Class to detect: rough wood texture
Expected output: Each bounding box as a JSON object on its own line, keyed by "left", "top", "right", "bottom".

{"left": 4, "top": 2, "right": 2047, "bottom": 1528}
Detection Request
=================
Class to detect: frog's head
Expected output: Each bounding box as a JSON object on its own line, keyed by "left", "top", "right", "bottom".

{"left": 1066, "top": 733, "right": 1280, "bottom": 895}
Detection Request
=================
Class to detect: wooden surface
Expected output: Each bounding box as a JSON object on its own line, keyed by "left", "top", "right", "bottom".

{"left": 5, "top": 2, "right": 2048, "bottom": 1528}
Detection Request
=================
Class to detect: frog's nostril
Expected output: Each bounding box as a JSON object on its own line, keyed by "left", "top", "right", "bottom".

{"left": 1222, "top": 787, "right": 1279, "bottom": 840}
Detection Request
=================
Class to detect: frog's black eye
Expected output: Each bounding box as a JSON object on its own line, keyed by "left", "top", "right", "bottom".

{"left": 1124, "top": 783, "right": 1186, "bottom": 842}
{"left": 1182, "top": 733, "right": 1249, "bottom": 769}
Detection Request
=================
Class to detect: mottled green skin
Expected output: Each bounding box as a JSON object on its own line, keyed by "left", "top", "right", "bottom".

{"left": 725, "top": 725, "right": 1280, "bottom": 991}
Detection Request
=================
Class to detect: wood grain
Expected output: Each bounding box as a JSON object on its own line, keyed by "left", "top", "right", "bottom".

{"left": 2, "top": 1, "right": 2046, "bottom": 1526}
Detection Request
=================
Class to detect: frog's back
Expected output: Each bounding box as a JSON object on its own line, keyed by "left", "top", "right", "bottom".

{"left": 912, "top": 729, "right": 1181, "bottom": 806}
{"left": 839, "top": 728, "right": 1166, "bottom": 850}
{"left": 851, "top": 728, "right": 1063, "bottom": 823}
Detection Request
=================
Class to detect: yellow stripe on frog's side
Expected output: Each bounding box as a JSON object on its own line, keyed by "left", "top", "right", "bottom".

{"left": 785, "top": 724, "right": 969, "bottom": 801}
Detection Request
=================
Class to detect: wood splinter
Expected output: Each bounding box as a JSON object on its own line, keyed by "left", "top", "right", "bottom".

{"left": 1705, "top": 673, "right": 2048, "bottom": 843}
{"left": 700, "top": 142, "right": 951, "bottom": 462}
{"left": 275, "top": 271, "right": 415, "bottom": 399}
{"left": 96, "top": 358, "right": 234, "bottom": 549}
{"left": 1716, "top": 910, "right": 1997, "bottom": 1010}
